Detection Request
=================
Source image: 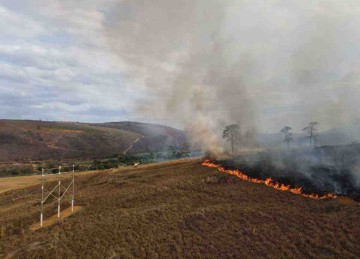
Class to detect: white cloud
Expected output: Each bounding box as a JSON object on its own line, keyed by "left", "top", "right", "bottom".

{"left": 0, "top": 2, "right": 140, "bottom": 123}
{"left": 1, "top": 0, "right": 360, "bottom": 132}
{"left": 0, "top": 5, "right": 46, "bottom": 38}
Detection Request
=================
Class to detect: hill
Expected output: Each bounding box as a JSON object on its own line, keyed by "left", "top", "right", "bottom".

{"left": 0, "top": 159, "right": 359, "bottom": 258}
{"left": 0, "top": 120, "right": 187, "bottom": 162}
{"left": 99, "top": 121, "right": 188, "bottom": 153}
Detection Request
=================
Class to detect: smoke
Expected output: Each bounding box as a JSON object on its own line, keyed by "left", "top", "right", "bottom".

{"left": 102, "top": 0, "right": 256, "bottom": 153}
{"left": 212, "top": 145, "right": 360, "bottom": 199}
{"left": 100, "top": 0, "right": 360, "bottom": 152}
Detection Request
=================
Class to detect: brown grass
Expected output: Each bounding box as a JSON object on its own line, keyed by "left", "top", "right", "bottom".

{"left": 0, "top": 159, "right": 359, "bottom": 258}
{"left": 0, "top": 170, "right": 99, "bottom": 194}
{"left": 0, "top": 119, "right": 142, "bottom": 162}
{"left": 30, "top": 206, "right": 83, "bottom": 231}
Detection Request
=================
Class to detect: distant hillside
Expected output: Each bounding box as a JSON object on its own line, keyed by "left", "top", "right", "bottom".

{"left": 0, "top": 120, "right": 187, "bottom": 162}
{"left": 99, "top": 121, "right": 188, "bottom": 153}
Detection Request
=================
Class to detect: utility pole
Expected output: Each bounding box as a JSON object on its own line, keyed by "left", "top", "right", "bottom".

{"left": 58, "top": 179, "right": 61, "bottom": 218}
{"left": 40, "top": 168, "right": 44, "bottom": 227}
{"left": 58, "top": 166, "right": 61, "bottom": 218}
{"left": 72, "top": 164, "right": 75, "bottom": 212}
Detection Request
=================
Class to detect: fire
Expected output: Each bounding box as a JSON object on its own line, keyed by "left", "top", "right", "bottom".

{"left": 202, "top": 160, "right": 337, "bottom": 200}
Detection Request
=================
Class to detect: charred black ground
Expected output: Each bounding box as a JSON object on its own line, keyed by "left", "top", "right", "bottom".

{"left": 212, "top": 144, "right": 360, "bottom": 201}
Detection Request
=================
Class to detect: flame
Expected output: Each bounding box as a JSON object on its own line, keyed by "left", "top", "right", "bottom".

{"left": 202, "top": 160, "right": 337, "bottom": 200}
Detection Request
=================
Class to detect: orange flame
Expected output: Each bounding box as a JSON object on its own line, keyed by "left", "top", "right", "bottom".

{"left": 202, "top": 160, "right": 337, "bottom": 200}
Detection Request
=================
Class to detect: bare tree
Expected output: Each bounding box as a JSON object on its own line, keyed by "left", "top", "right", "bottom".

{"left": 222, "top": 124, "right": 241, "bottom": 156}
{"left": 280, "top": 126, "right": 293, "bottom": 148}
{"left": 302, "top": 121, "right": 319, "bottom": 146}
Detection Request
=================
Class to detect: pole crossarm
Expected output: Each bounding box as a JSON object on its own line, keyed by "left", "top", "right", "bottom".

{"left": 60, "top": 181, "right": 74, "bottom": 200}
{"left": 42, "top": 183, "right": 60, "bottom": 203}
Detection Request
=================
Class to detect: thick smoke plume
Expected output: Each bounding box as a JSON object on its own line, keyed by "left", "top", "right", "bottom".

{"left": 101, "top": 0, "right": 360, "bottom": 153}
{"left": 103, "top": 0, "right": 256, "bottom": 153}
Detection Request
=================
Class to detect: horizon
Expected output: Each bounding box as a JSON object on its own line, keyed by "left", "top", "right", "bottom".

{"left": 0, "top": 118, "right": 357, "bottom": 136}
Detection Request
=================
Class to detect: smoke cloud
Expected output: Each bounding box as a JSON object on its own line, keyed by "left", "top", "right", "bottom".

{"left": 102, "top": 0, "right": 254, "bottom": 153}
{"left": 100, "top": 0, "right": 360, "bottom": 152}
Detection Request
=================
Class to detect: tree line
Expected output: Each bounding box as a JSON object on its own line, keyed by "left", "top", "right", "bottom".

{"left": 222, "top": 121, "right": 320, "bottom": 155}
{"left": 280, "top": 121, "right": 319, "bottom": 148}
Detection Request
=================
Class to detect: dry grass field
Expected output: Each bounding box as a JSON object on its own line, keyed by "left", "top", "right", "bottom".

{"left": 29, "top": 206, "right": 84, "bottom": 231}
{"left": 0, "top": 170, "right": 100, "bottom": 194}
{"left": 0, "top": 159, "right": 359, "bottom": 258}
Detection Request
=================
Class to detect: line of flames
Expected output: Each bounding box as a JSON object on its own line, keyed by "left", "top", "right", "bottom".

{"left": 202, "top": 160, "right": 337, "bottom": 200}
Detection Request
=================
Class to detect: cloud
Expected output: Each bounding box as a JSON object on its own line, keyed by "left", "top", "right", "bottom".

{"left": 98, "top": 0, "right": 360, "bottom": 143}
{"left": 0, "top": 2, "right": 139, "bottom": 123}
{"left": 1, "top": 0, "right": 360, "bottom": 138}
{"left": 0, "top": 5, "right": 45, "bottom": 38}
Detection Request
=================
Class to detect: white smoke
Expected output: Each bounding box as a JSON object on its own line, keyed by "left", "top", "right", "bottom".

{"left": 99, "top": 0, "right": 360, "bottom": 152}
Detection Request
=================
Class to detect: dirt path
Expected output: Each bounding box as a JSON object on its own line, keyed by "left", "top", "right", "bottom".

{"left": 0, "top": 170, "right": 98, "bottom": 194}
{"left": 0, "top": 175, "right": 49, "bottom": 194}
{"left": 30, "top": 206, "right": 83, "bottom": 231}
{"left": 123, "top": 136, "right": 143, "bottom": 155}
{"left": 0, "top": 158, "right": 197, "bottom": 195}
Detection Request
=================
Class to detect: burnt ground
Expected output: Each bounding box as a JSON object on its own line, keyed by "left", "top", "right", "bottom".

{"left": 213, "top": 145, "right": 360, "bottom": 201}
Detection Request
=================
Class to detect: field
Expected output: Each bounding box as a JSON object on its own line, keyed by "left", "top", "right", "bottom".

{"left": 0, "top": 170, "right": 99, "bottom": 194}
{"left": 0, "top": 159, "right": 359, "bottom": 258}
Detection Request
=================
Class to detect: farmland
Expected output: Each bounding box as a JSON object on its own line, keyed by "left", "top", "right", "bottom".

{"left": 0, "top": 158, "right": 359, "bottom": 258}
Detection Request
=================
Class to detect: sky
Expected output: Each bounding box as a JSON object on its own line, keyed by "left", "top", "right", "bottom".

{"left": 1, "top": 0, "right": 360, "bottom": 134}
{"left": 0, "top": 0, "right": 141, "bottom": 123}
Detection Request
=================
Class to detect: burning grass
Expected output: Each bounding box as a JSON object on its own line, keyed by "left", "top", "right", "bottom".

{"left": 208, "top": 148, "right": 360, "bottom": 202}
{"left": 202, "top": 160, "right": 337, "bottom": 200}
{"left": 0, "top": 159, "right": 359, "bottom": 258}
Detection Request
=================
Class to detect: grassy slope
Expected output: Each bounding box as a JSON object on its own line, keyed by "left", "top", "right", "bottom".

{"left": 100, "top": 121, "right": 188, "bottom": 153}
{"left": 0, "top": 120, "right": 142, "bottom": 161}
{"left": 0, "top": 159, "right": 359, "bottom": 258}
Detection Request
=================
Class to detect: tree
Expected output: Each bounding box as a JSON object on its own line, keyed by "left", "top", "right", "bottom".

{"left": 280, "top": 126, "right": 293, "bottom": 148}
{"left": 222, "top": 124, "right": 241, "bottom": 156}
{"left": 302, "top": 121, "right": 319, "bottom": 146}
